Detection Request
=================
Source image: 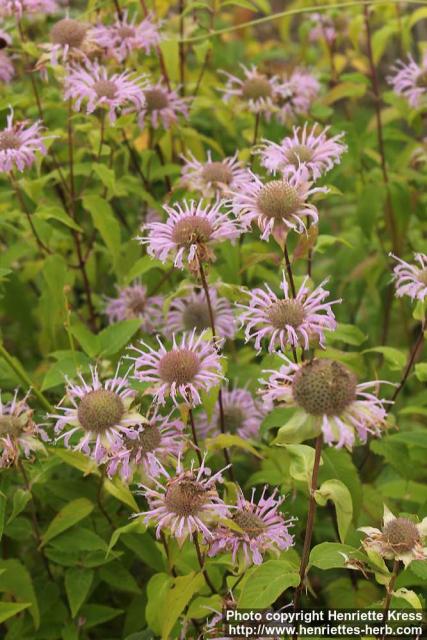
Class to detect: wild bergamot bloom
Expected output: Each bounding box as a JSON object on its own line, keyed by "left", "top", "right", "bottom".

{"left": 64, "top": 61, "right": 147, "bottom": 124}
{"left": 230, "top": 166, "right": 326, "bottom": 244}
{"left": 139, "top": 199, "right": 241, "bottom": 270}
{"left": 138, "top": 81, "right": 189, "bottom": 130}
{"left": 197, "top": 387, "right": 266, "bottom": 440}
{"left": 388, "top": 54, "right": 427, "bottom": 108}
{"left": 180, "top": 150, "right": 250, "bottom": 197}
{"left": 276, "top": 68, "right": 320, "bottom": 123}
{"left": 0, "top": 108, "right": 47, "bottom": 173}
{"left": 238, "top": 273, "right": 340, "bottom": 353}
{"left": 104, "top": 281, "right": 164, "bottom": 333}
{"left": 208, "top": 486, "right": 295, "bottom": 566}
{"left": 0, "top": 390, "right": 48, "bottom": 468}
{"left": 220, "top": 64, "right": 281, "bottom": 119}
{"left": 261, "top": 355, "right": 390, "bottom": 449}
{"left": 0, "top": 0, "right": 57, "bottom": 17}
{"left": 359, "top": 506, "right": 427, "bottom": 566}
{"left": 106, "top": 410, "right": 185, "bottom": 482}
{"left": 390, "top": 252, "right": 427, "bottom": 302}
{"left": 259, "top": 123, "right": 347, "bottom": 180}
{"left": 0, "top": 29, "right": 13, "bottom": 84}
{"left": 132, "top": 330, "right": 224, "bottom": 407}
{"left": 138, "top": 456, "right": 229, "bottom": 544}
{"left": 91, "top": 11, "right": 161, "bottom": 62}
{"left": 165, "top": 287, "right": 236, "bottom": 339}
{"left": 52, "top": 366, "right": 145, "bottom": 463}
{"left": 39, "top": 17, "right": 96, "bottom": 66}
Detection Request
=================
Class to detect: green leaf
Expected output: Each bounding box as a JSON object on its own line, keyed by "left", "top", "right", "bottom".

{"left": 124, "top": 256, "right": 158, "bottom": 284}
{"left": 35, "top": 204, "right": 82, "bottom": 232}
{"left": 41, "top": 498, "right": 94, "bottom": 546}
{"left": 315, "top": 479, "right": 353, "bottom": 542}
{"left": 98, "top": 319, "right": 141, "bottom": 357}
{"left": 69, "top": 322, "right": 100, "bottom": 358}
{"left": 0, "top": 602, "right": 31, "bottom": 624}
{"left": 41, "top": 352, "right": 91, "bottom": 391}
{"left": 161, "top": 572, "right": 205, "bottom": 640}
{"left": 79, "top": 604, "right": 123, "bottom": 629}
{"left": 82, "top": 194, "right": 121, "bottom": 271}
{"left": 309, "top": 542, "right": 364, "bottom": 570}
{"left": 283, "top": 444, "right": 321, "bottom": 486}
{"left": 393, "top": 588, "right": 422, "bottom": 609}
{"left": 106, "top": 518, "right": 146, "bottom": 558}
{"left": 205, "top": 433, "right": 262, "bottom": 458}
{"left": 238, "top": 560, "right": 299, "bottom": 607}
{"left": 104, "top": 476, "right": 139, "bottom": 512}
{"left": 414, "top": 363, "right": 427, "bottom": 382}
{"left": 65, "top": 568, "right": 94, "bottom": 617}
{"left": 99, "top": 561, "right": 141, "bottom": 594}
{"left": 364, "top": 346, "right": 406, "bottom": 370}
{"left": 0, "top": 559, "right": 39, "bottom": 628}
{"left": 146, "top": 573, "right": 173, "bottom": 635}
{"left": 0, "top": 492, "right": 6, "bottom": 542}
{"left": 329, "top": 323, "right": 367, "bottom": 346}
{"left": 52, "top": 448, "right": 100, "bottom": 476}
{"left": 7, "top": 489, "right": 31, "bottom": 524}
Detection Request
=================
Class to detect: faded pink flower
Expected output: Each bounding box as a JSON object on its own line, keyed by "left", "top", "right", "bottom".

{"left": 259, "top": 123, "right": 346, "bottom": 180}
{"left": 220, "top": 64, "right": 281, "bottom": 119}
{"left": 0, "top": 51, "right": 14, "bottom": 83}
{"left": 0, "top": 0, "right": 57, "bottom": 17}
{"left": 105, "top": 281, "right": 164, "bottom": 333}
{"left": 198, "top": 387, "right": 265, "bottom": 440}
{"left": 165, "top": 287, "right": 236, "bottom": 339}
{"left": 132, "top": 330, "right": 224, "bottom": 407}
{"left": 181, "top": 150, "right": 250, "bottom": 197}
{"left": 208, "top": 486, "right": 294, "bottom": 566}
{"left": 0, "top": 108, "right": 47, "bottom": 173}
{"left": 276, "top": 69, "right": 320, "bottom": 123}
{"left": 388, "top": 54, "right": 427, "bottom": 108}
{"left": 238, "top": 273, "right": 339, "bottom": 352}
{"left": 40, "top": 17, "right": 95, "bottom": 66}
{"left": 91, "top": 11, "right": 161, "bottom": 61}
{"left": 64, "top": 61, "right": 147, "bottom": 124}
{"left": 309, "top": 13, "right": 337, "bottom": 44}
{"left": 0, "top": 390, "right": 48, "bottom": 468}
{"left": 390, "top": 252, "right": 427, "bottom": 301}
{"left": 138, "top": 81, "right": 189, "bottom": 130}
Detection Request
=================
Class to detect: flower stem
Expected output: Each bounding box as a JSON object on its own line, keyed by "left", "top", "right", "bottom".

{"left": 391, "top": 322, "right": 425, "bottom": 403}
{"left": 381, "top": 559, "right": 400, "bottom": 640}
{"left": 9, "top": 173, "right": 51, "bottom": 255}
{"left": 97, "top": 468, "right": 114, "bottom": 528}
{"left": 188, "top": 407, "right": 203, "bottom": 466}
{"left": 193, "top": 532, "right": 216, "bottom": 594}
{"left": 179, "top": 0, "right": 186, "bottom": 95}
{"left": 0, "top": 343, "right": 52, "bottom": 412}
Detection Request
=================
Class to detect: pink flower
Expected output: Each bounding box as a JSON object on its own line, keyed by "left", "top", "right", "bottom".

{"left": 388, "top": 54, "right": 427, "bottom": 108}
{"left": 0, "top": 390, "right": 48, "bottom": 468}
{"left": 105, "top": 282, "right": 164, "bottom": 333}
{"left": 230, "top": 167, "right": 325, "bottom": 243}
{"left": 165, "top": 287, "right": 236, "bottom": 339}
{"left": 259, "top": 123, "right": 347, "bottom": 180}
{"left": 138, "top": 81, "right": 189, "bottom": 130}
{"left": 276, "top": 69, "right": 320, "bottom": 123}
{"left": 181, "top": 150, "right": 250, "bottom": 197}
{"left": 132, "top": 330, "right": 225, "bottom": 407}
{"left": 107, "top": 409, "right": 185, "bottom": 481}
{"left": 238, "top": 273, "right": 339, "bottom": 352}
{"left": 208, "top": 486, "right": 294, "bottom": 566}
{"left": 309, "top": 13, "right": 337, "bottom": 44}
{"left": 0, "top": 108, "right": 47, "bottom": 173}
{"left": 51, "top": 366, "right": 145, "bottom": 463}
{"left": 260, "top": 355, "right": 391, "bottom": 449}
{"left": 220, "top": 64, "right": 281, "bottom": 119}
{"left": 41, "top": 17, "right": 94, "bottom": 66}
{"left": 0, "top": 51, "right": 14, "bottom": 84}
{"left": 0, "top": 0, "right": 57, "bottom": 17}
{"left": 64, "top": 61, "right": 147, "bottom": 124}
{"left": 91, "top": 11, "right": 161, "bottom": 61}
{"left": 138, "top": 199, "right": 241, "bottom": 270}
{"left": 390, "top": 252, "right": 427, "bottom": 301}
{"left": 198, "top": 387, "right": 266, "bottom": 440}
{"left": 137, "top": 456, "right": 229, "bottom": 544}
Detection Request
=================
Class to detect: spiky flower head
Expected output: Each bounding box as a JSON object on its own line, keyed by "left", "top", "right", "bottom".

{"left": 390, "top": 252, "right": 427, "bottom": 302}
{"left": 139, "top": 199, "right": 241, "bottom": 270}
{"left": 64, "top": 61, "right": 147, "bottom": 124}
{"left": 138, "top": 456, "right": 229, "bottom": 544}
{"left": 220, "top": 64, "right": 282, "bottom": 119}
{"left": 198, "top": 387, "right": 265, "bottom": 440}
{"left": 359, "top": 506, "right": 427, "bottom": 567}
{"left": 0, "top": 108, "right": 47, "bottom": 173}
{"left": 259, "top": 124, "right": 347, "bottom": 180}
{"left": 180, "top": 150, "right": 250, "bottom": 197}
{"left": 0, "top": 390, "right": 48, "bottom": 468}
{"left": 261, "top": 355, "right": 390, "bottom": 449}
{"left": 388, "top": 54, "right": 427, "bottom": 108}
{"left": 132, "top": 330, "right": 224, "bottom": 407}
{"left": 165, "top": 287, "right": 236, "bottom": 339}
{"left": 91, "top": 11, "right": 161, "bottom": 62}
{"left": 208, "top": 486, "right": 294, "bottom": 566}
{"left": 238, "top": 273, "right": 339, "bottom": 352}
{"left": 276, "top": 69, "right": 320, "bottom": 123}
{"left": 138, "top": 81, "right": 189, "bottom": 130}
{"left": 104, "top": 282, "right": 164, "bottom": 333}
{"left": 39, "top": 17, "right": 97, "bottom": 66}
{"left": 51, "top": 366, "right": 146, "bottom": 463}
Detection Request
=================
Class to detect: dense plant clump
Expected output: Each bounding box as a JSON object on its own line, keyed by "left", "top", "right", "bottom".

{"left": 0, "top": 1, "right": 426, "bottom": 638}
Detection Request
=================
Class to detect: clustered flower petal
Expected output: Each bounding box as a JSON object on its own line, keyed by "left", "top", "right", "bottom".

{"left": 165, "top": 287, "right": 236, "bottom": 339}
{"left": 276, "top": 69, "right": 320, "bottom": 123}
{"left": 388, "top": 54, "right": 427, "bottom": 108}
{"left": 198, "top": 387, "right": 265, "bottom": 440}
{"left": 105, "top": 281, "right": 164, "bottom": 333}
{"left": 138, "top": 81, "right": 189, "bottom": 130}
{"left": 91, "top": 11, "right": 161, "bottom": 61}
{"left": 0, "top": 108, "right": 47, "bottom": 173}
{"left": 0, "top": 0, "right": 57, "bottom": 17}
{"left": 0, "top": 390, "right": 48, "bottom": 468}
{"left": 181, "top": 150, "right": 250, "bottom": 197}
{"left": 220, "top": 64, "right": 282, "bottom": 119}
{"left": 390, "top": 252, "right": 427, "bottom": 302}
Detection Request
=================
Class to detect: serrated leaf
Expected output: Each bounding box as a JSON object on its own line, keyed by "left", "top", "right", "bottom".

{"left": 0, "top": 559, "right": 39, "bottom": 628}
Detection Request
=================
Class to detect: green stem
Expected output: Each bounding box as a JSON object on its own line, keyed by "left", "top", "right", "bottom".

{"left": 0, "top": 343, "right": 53, "bottom": 412}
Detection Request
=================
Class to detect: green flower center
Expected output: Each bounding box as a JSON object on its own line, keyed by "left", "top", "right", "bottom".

{"left": 241, "top": 77, "right": 272, "bottom": 100}
{"left": 233, "top": 508, "right": 266, "bottom": 539}
{"left": 158, "top": 349, "right": 201, "bottom": 385}
{"left": 77, "top": 389, "right": 124, "bottom": 434}
{"left": 201, "top": 162, "right": 234, "bottom": 186}
{"left": 171, "top": 216, "right": 213, "bottom": 247}
{"left": 50, "top": 18, "right": 87, "bottom": 48}
{"left": 267, "top": 299, "right": 305, "bottom": 329}
{"left": 256, "top": 180, "right": 302, "bottom": 221}
{"left": 383, "top": 517, "right": 421, "bottom": 553}
{"left": 292, "top": 359, "right": 357, "bottom": 416}
{"left": 144, "top": 88, "right": 169, "bottom": 112}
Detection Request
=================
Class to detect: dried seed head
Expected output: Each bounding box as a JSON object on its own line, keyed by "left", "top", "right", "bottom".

{"left": 267, "top": 299, "right": 305, "bottom": 329}
{"left": 233, "top": 508, "right": 266, "bottom": 539}
{"left": 0, "top": 131, "right": 21, "bottom": 151}
{"left": 171, "top": 216, "right": 213, "bottom": 247}
{"left": 159, "top": 349, "right": 201, "bottom": 385}
{"left": 285, "top": 144, "right": 314, "bottom": 166}
{"left": 93, "top": 79, "right": 118, "bottom": 99}
{"left": 50, "top": 18, "right": 87, "bottom": 48}
{"left": 77, "top": 389, "right": 124, "bottom": 433}
{"left": 182, "top": 301, "right": 211, "bottom": 332}
{"left": 135, "top": 423, "right": 162, "bottom": 454}
{"left": 292, "top": 359, "right": 357, "bottom": 416}
{"left": 164, "top": 477, "right": 209, "bottom": 516}
{"left": 219, "top": 405, "right": 245, "bottom": 434}
{"left": 383, "top": 517, "right": 421, "bottom": 553}
{"left": 201, "top": 162, "right": 234, "bottom": 186}
{"left": 256, "top": 180, "right": 303, "bottom": 221}
{"left": 241, "top": 77, "right": 272, "bottom": 100}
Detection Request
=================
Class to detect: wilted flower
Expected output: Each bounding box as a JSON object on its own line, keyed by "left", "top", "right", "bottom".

{"left": 261, "top": 356, "right": 390, "bottom": 449}
{"left": 138, "top": 81, "right": 189, "bottom": 130}
{"left": 359, "top": 506, "right": 427, "bottom": 567}
{"left": 230, "top": 167, "right": 325, "bottom": 244}
{"left": 139, "top": 199, "right": 241, "bottom": 270}
{"left": 105, "top": 282, "right": 164, "bottom": 333}
{"left": 220, "top": 64, "right": 281, "bottom": 119}
{"left": 138, "top": 456, "right": 229, "bottom": 543}
{"left": 165, "top": 287, "right": 236, "bottom": 339}
{"left": 0, "top": 0, "right": 57, "bottom": 17}
{"left": 51, "top": 366, "right": 145, "bottom": 463}
{"left": 107, "top": 410, "right": 185, "bottom": 481}
{"left": 91, "top": 11, "right": 161, "bottom": 61}
{"left": 388, "top": 54, "right": 427, "bottom": 108}
{"left": 0, "top": 108, "right": 47, "bottom": 173}
{"left": 0, "top": 390, "right": 48, "bottom": 468}
{"left": 276, "top": 69, "right": 320, "bottom": 123}
{"left": 390, "top": 252, "right": 427, "bottom": 301}
{"left": 208, "top": 486, "right": 294, "bottom": 566}
{"left": 198, "top": 387, "right": 265, "bottom": 440}
{"left": 64, "top": 61, "right": 147, "bottom": 124}
{"left": 181, "top": 150, "right": 250, "bottom": 197}
{"left": 132, "top": 330, "right": 224, "bottom": 407}
{"left": 259, "top": 123, "right": 347, "bottom": 180}
{"left": 238, "top": 273, "right": 339, "bottom": 352}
